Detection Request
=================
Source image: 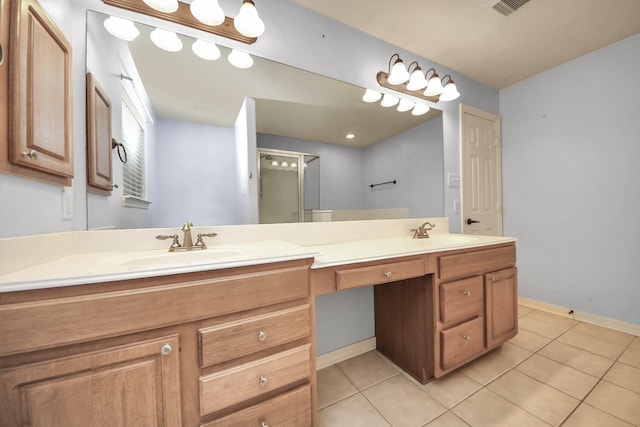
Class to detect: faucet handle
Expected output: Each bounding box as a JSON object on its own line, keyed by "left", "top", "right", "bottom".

{"left": 195, "top": 232, "right": 218, "bottom": 249}
{"left": 156, "top": 234, "right": 181, "bottom": 250}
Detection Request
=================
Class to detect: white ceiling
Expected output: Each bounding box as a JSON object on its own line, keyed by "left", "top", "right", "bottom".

{"left": 291, "top": 0, "right": 640, "bottom": 89}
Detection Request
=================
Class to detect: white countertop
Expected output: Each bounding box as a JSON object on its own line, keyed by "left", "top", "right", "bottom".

{"left": 0, "top": 240, "right": 318, "bottom": 292}
{"left": 308, "top": 234, "right": 516, "bottom": 268}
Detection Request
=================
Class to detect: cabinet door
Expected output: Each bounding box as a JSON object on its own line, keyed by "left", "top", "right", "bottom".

{"left": 0, "top": 0, "right": 8, "bottom": 149}
{"left": 485, "top": 267, "right": 518, "bottom": 348}
{"left": 86, "top": 72, "right": 113, "bottom": 191}
{"left": 9, "top": 0, "right": 73, "bottom": 178}
{"left": 0, "top": 335, "right": 182, "bottom": 426}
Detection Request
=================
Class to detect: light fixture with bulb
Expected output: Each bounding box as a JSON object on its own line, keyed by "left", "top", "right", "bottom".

{"left": 103, "top": 16, "right": 140, "bottom": 41}
{"left": 150, "top": 28, "right": 182, "bottom": 52}
{"left": 102, "top": 0, "right": 263, "bottom": 45}
{"left": 374, "top": 53, "right": 461, "bottom": 103}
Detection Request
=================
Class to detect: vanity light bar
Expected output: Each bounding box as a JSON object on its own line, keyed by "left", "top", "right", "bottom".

{"left": 102, "top": 0, "right": 257, "bottom": 44}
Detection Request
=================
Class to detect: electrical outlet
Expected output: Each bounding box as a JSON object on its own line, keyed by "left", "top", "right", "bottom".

{"left": 447, "top": 173, "right": 460, "bottom": 188}
{"left": 62, "top": 187, "right": 73, "bottom": 220}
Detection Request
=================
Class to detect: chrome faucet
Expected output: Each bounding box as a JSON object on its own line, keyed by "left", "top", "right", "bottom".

{"left": 156, "top": 222, "right": 218, "bottom": 251}
{"left": 411, "top": 221, "right": 436, "bottom": 239}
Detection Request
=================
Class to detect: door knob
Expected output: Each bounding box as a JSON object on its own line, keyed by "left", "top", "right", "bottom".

{"left": 466, "top": 218, "right": 480, "bottom": 225}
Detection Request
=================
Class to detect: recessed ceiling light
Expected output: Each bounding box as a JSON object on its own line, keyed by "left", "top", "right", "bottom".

{"left": 346, "top": 133, "right": 355, "bottom": 139}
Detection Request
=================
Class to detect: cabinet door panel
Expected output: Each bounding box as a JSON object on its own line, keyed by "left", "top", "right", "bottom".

{"left": 87, "top": 72, "right": 113, "bottom": 191}
{"left": 486, "top": 267, "right": 518, "bottom": 348}
{"left": 439, "top": 276, "right": 484, "bottom": 325}
{"left": 0, "top": 335, "right": 182, "bottom": 427}
{"left": 9, "top": 0, "right": 73, "bottom": 177}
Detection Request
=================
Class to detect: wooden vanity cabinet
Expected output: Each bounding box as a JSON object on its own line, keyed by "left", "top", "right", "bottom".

{"left": 0, "top": 258, "right": 316, "bottom": 426}
{"left": 1, "top": 0, "right": 73, "bottom": 184}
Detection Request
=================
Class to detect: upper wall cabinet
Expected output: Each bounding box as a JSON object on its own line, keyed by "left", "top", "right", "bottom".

{"left": 2, "top": 0, "right": 73, "bottom": 185}
{"left": 86, "top": 72, "right": 113, "bottom": 192}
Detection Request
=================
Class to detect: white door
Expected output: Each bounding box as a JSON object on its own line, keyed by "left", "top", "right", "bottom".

{"left": 461, "top": 104, "right": 502, "bottom": 236}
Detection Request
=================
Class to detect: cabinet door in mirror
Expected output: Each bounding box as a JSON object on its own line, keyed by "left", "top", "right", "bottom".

{"left": 86, "top": 72, "right": 113, "bottom": 191}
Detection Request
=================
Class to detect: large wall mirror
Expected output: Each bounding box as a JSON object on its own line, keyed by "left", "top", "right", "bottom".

{"left": 86, "top": 10, "right": 444, "bottom": 230}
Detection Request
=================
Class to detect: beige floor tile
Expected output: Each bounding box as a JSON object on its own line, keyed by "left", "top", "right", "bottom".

{"left": 425, "top": 411, "right": 470, "bottom": 427}
{"left": 562, "top": 403, "right": 635, "bottom": 427}
{"left": 452, "top": 388, "right": 549, "bottom": 427}
{"left": 518, "top": 316, "right": 571, "bottom": 339}
{"left": 487, "top": 370, "right": 579, "bottom": 426}
{"left": 516, "top": 354, "right": 599, "bottom": 399}
{"left": 317, "top": 365, "right": 358, "bottom": 409}
{"left": 603, "top": 362, "right": 640, "bottom": 394}
{"left": 518, "top": 305, "right": 536, "bottom": 318}
{"left": 619, "top": 337, "right": 640, "bottom": 369}
{"left": 508, "top": 329, "right": 552, "bottom": 352}
{"left": 460, "top": 343, "right": 532, "bottom": 385}
{"left": 362, "top": 375, "right": 446, "bottom": 427}
{"left": 571, "top": 322, "right": 635, "bottom": 347}
{"left": 538, "top": 340, "right": 614, "bottom": 377}
{"left": 524, "top": 310, "right": 578, "bottom": 328}
{"left": 422, "top": 371, "right": 482, "bottom": 408}
{"left": 557, "top": 329, "right": 629, "bottom": 360}
{"left": 318, "top": 393, "right": 391, "bottom": 427}
{"left": 585, "top": 381, "right": 640, "bottom": 426}
{"left": 337, "top": 351, "right": 400, "bottom": 390}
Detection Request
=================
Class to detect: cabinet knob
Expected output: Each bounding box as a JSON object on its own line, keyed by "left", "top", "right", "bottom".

{"left": 460, "top": 290, "right": 471, "bottom": 296}
{"left": 261, "top": 422, "right": 268, "bottom": 427}
{"left": 21, "top": 149, "right": 38, "bottom": 160}
{"left": 259, "top": 375, "right": 268, "bottom": 387}
{"left": 258, "top": 330, "right": 267, "bottom": 342}
{"left": 463, "top": 335, "right": 471, "bottom": 341}
{"left": 160, "top": 343, "right": 172, "bottom": 356}
{"left": 383, "top": 271, "right": 392, "bottom": 278}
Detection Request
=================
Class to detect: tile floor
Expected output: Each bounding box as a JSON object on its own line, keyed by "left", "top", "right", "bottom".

{"left": 317, "top": 305, "right": 640, "bottom": 426}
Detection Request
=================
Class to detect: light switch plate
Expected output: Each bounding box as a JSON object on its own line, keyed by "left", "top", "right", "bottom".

{"left": 453, "top": 199, "right": 461, "bottom": 213}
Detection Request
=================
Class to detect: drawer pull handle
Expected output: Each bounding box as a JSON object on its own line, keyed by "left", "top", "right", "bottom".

{"left": 160, "top": 343, "right": 172, "bottom": 356}
{"left": 463, "top": 335, "right": 471, "bottom": 341}
{"left": 259, "top": 375, "right": 268, "bottom": 387}
{"left": 460, "top": 290, "right": 471, "bottom": 296}
{"left": 383, "top": 271, "right": 392, "bottom": 278}
{"left": 21, "top": 149, "right": 38, "bottom": 160}
{"left": 258, "top": 330, "right": 267, "bottom": 342}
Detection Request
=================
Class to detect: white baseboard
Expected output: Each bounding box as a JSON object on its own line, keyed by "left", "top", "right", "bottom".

{"left": 316, "top": 338, "right": 376, "bottom": 370}
{"left": 518, "top": 297, "right": 640, "bottom": 337}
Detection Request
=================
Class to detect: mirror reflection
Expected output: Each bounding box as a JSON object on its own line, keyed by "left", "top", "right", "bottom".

{"left": 86, "top": 11, "right": 444, "bottom": 230}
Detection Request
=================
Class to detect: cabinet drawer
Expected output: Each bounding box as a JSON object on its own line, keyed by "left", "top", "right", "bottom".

{"left": 199, "top": 304, "right": 310, "bottom": 367}
{"left": 201, "top": 384, "right": 311, "bottom": 427}
{"left": 439, "top": 245, "right": 516, "bottom": 280}
{"left": 199, "top": 344, "right": 311, "bottom": 415}
{"left": 440, "top": 316, "right": 484, "bottom": 371}
{"left": 440, "top": 276, "right": 484, "bottom": 325}
{"left": 336, "top": 259, "right": 425, "bottom": 291}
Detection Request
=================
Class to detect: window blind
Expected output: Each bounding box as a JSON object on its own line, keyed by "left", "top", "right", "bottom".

{"left": 121, "top": 99, "right": 145, "bottom": 199}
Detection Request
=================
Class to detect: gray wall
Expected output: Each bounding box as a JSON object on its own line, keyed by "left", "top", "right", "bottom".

{"left": 500, "top": 33, "right": 640, "bottom": 325}
{"left": 152, "top": 119, "right": 237, "bottom": 227}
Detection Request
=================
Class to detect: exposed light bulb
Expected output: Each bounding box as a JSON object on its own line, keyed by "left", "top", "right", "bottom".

{"left": 150, "top": 28, "right": 182, "bottom": 52}
{"left": 141, "top": 0, "right": 178, "bottom": 13}
{"left": 346, "top": 133, "right": 355, "bottom": 139}
{"left": 190, "top": 0, "right": 225, "bottom": 26}
{"left": 234, "top": 0, "right": 265, "bottom": 37}
{"left": 397, "top": 99, "right": 415, "bottom": 112}
{"left": 271, "top": 160, "right": 278, "bottom": 167}
{"left": 281, "top": 161, "right": 289, "bottom": 167}
{"left": 227, "top": 49, "right": 253, "bottom": 68}
{"left": 103, "top": 16, "right": 139, "bottom": 41}
{"left": 192, "top": 39, "right": 221, "bottom": 60}
{"left": 412, "top": 103, "right": 430, "bottom": 116}
{"left": 291, "top": 162, "right": 298, "bottom": 168}
{"left": 380, "top": 94, "right": 399, "bottom": 107}
{"left": 362, "top": 89, "right": 382, "bottom": 103}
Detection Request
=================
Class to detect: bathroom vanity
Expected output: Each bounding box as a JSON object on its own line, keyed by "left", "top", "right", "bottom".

{"left": 0, "top": 220, "right": 517, "bottom": 426}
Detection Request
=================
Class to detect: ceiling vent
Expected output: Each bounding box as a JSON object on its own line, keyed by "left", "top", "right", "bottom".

{"left": 489, "top": 0, "right": 531, "bottom": 16}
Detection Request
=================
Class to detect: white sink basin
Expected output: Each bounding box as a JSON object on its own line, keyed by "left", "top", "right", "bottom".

{"left": 119, "top": 246, "right": 251, "bottom": 268}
